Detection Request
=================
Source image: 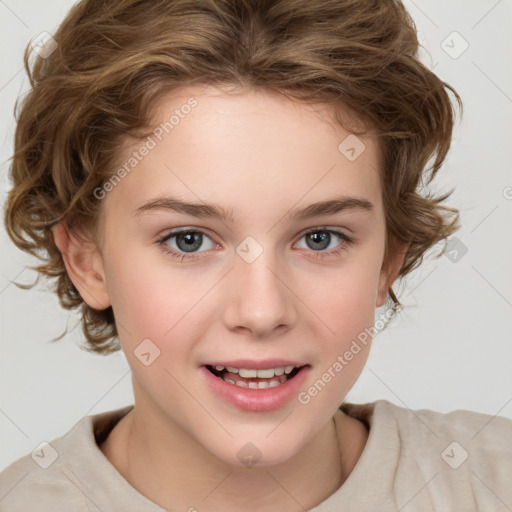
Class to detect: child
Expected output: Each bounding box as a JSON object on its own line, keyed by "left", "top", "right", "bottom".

{"left": 1, "top": 0, "right": 510, "bottom": 511}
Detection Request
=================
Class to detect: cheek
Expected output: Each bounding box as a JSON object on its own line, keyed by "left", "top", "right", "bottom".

{"left": 303, "top": 249, "right": 382, "bottom": 391}
{"left": 309, "top": 253, "right": 382, "bottom": 339}
{"left": 106, "top": 265, "right": 167, "bottom": 336}
{"left": 105, "top": 251, "right": 217, "bottom": 385}
{"left": 103, "top": 240, "right": 193, "bottom": 339}
{"left": 108, "top": 258, "right": 207, "bottom": 408}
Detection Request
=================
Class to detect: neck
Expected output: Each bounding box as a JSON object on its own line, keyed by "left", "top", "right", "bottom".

{"left": 100, "top": 401, "right": 368, "bottom": 512}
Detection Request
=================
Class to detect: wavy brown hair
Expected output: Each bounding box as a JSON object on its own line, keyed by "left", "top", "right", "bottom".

{"left": 4, "top": 0, "right": 462, "bottom": 354}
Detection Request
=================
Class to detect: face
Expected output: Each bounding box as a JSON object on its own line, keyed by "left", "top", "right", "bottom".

{"left": 89, "top": 84, "right": 396, "bottom": 466}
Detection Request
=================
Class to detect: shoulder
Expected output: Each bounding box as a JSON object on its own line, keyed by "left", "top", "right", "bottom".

{"left": 343, "top": 399, "right": 512, "bottom": 456}
{"left": 0, "top": 405, "right": 134, "bottom": 511}
{"left": 341, "top": 400, "right": 512, "bottom": 511}
{"left": 376, "top": 400, "right": 512, "bottom": 460}
{"left": 0, "top": 439, "right": 90, "bottom": 511}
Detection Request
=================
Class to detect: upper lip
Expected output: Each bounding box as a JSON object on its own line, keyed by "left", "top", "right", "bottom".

{"left": 202, "top": 359, "right": 307, "bottom": 369}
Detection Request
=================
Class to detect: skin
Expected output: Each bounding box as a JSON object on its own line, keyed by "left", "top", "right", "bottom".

{"left": 53, "top": 84, "right": 407, "bottom": 512}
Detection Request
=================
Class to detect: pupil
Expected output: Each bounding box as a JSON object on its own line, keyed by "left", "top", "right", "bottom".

{"left": 308, "top": 231, "right": 329, "bottom": 250}
{"left": 177, "top": 232, "right": 201, "bottom": 252}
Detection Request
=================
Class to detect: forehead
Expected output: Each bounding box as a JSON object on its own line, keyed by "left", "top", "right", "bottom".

{"left": 104, "top": 84, "right": 382, "bottom": 222}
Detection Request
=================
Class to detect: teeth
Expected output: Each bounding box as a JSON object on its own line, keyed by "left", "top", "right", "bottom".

{"left": 219, "top": 366, "right": 299, "bottom": 378}
{"left": 239, "top": 368, "right": 257, "bottom": 378}
{"left": 221, "top": 376, "right": 287, "bottom": 387}
{"left": 256, "top": 369, "right": 275, "bottom": 378}
{"left": 210, "top": 364, "right": 302, "bottom": 386}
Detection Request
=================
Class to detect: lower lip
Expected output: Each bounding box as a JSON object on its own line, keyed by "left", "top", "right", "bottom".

{"left": 200, "top": 365, "right": 311, "bottom": 412}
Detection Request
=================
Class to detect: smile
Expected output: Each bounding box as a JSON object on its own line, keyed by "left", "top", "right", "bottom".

{"left": 201, "top": 362, "right": 311, "bottom": 412}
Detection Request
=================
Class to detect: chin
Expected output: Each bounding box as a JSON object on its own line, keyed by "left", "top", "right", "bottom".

{"left": 201, "top": 432, "right": 304, "bottom": 469}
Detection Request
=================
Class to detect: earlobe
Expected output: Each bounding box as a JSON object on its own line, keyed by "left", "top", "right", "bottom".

{"left": 376, "top": 240, "right": 409, "bottom": 308}
{"left": 52, "top": 222, "right": 111, "bottom": 310}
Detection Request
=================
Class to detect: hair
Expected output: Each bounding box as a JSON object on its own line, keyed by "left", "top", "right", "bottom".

{"left": 4, "top": 0, "right": 462, "bottom": 354}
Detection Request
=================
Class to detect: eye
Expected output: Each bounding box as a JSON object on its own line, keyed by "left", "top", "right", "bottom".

{"left": 295, "top": 228, "right": 353, "bottom": 259}
{"left": 157, "top": 229, "right": 217, "bottom": 261}
{"left": 156, "top": 226, "right": 353, "bottom": 262}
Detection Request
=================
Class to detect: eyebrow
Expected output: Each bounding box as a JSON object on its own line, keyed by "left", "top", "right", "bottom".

{"left": 133, "top": 194, "right": 374, "bottom": 222}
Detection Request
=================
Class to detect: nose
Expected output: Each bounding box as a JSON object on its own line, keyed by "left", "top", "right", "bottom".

{"left": 222, "top": 244, "right": 298, "bottom": 339}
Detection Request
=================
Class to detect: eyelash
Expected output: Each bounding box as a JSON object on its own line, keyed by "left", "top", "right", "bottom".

{"left": 156, "top": 227, "right": 353, "bottom": 262}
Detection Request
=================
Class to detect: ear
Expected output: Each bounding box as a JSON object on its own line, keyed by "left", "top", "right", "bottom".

{"left": 52, "top": 222, "right": 111, "bottom": 310}
{"left": 376, "top": 238, "right": 409, "bottom": 308}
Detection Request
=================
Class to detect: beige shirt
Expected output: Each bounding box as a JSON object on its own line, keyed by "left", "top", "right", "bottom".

{"left": 0, "top": 400, "right": 510, "bottom": 511}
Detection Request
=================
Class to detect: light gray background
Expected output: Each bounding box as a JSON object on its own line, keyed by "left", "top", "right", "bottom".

{"left": 1, "top": 0, "right": 511, "bottom": 471}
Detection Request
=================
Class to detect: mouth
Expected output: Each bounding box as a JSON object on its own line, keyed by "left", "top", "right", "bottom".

{"left": 200, "top": 359, "right": 311, "bottom": 411}
{"left": 205, "top": 364, "right": 304, "bottom": 389}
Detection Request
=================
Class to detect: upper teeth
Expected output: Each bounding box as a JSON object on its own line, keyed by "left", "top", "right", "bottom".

{"left": 214, "top": 366, "right": 297, "bottom": 378}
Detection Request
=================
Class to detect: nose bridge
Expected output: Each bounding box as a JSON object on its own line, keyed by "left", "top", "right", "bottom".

{"left": 237, "top": 233, "right": 286, "bottom": 283}
{"left": 223, "top": 234, "right": 295, "bottom": 336}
